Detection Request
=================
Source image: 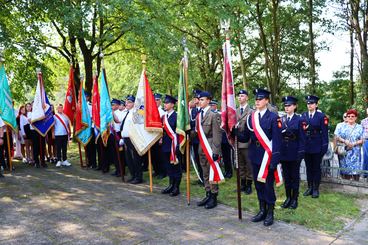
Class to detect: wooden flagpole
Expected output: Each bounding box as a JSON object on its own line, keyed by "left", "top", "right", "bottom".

{"left": 6, "top": 128, "right": 12, "bottom": 171}
{"left": 78, "top": 75, "right": 84, "bottom": 168}
{"left": 142, "top": 55, "right": 153, "bottom": 193}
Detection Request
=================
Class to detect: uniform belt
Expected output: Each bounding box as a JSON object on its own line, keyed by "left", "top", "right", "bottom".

{"left": 306, "top": 129, "right": 322, "bottom": 136}
{"left": 283, "top": 135, "right": 297, "bottom": 141}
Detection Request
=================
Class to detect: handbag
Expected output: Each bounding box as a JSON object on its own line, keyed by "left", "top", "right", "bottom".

{"left": 335, "top": 124, "right": 356, "bottom": 156}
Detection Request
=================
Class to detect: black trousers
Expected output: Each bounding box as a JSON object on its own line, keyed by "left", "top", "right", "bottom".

{"left": 162, "top": 152, "right": 182, "bottom": 178}
{"left": 151, "top": 142, "right": 165, "bottom": 176}
{"left": 31, "top": 130, "right": 45, "bottom": 165}
{"left": 0, "top": 142, "right": 5, "bottom": 168}
{"left": 252, "top": 163, "right": 276, "bottom": 204}
{"left": 124, "top": 138, "right": 143, "bottom": 181}
{"left": 192, "top": 143, "right": 203, "bottom": 181}
{"left": 55, "top": 135, "right": 68, "bottom": 161}
{"left": 86, "top": 128, "right": 97, "bottom": 168}
{"left": 281, "top": 160, "right": 301, "bottom": 190}
{"left": 304, "top": 153, "right": 322, "bottom": 183}
{"left": 221, "top": 142, "right": 233, "bottom": 175}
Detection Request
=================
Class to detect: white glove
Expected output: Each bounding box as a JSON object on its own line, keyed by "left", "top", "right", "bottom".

{"left": 119, "top": 139, "right": 125, "bottom": 146}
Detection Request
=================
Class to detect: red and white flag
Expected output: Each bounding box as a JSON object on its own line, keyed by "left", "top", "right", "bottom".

{"left": 220, "top": 38, "right": 237, "bottom": 146}
{"left": 63, "top": 66, "right": 77, "bottom": 123}
{"left": 92, "top": 75, "right": 100, "bottom": 141}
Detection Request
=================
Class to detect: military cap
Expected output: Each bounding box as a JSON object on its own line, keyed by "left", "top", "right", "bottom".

{"left": 120, "top": 100, "right": 126, "bottom": 106}
{"left": 282, "top": 96, "right": 298, "bottom": 106}
{"left": 199, "top": 91, "right": 212, "bottom": 99}
{"left": 126, "top": 94, "right": 136, "bottom": 102}
{"left": 238, "top": 89, "right": 248, "bottom": 95}
{"left": 164, "top": 94, "right": 177, "bottom": 104}
{"left": 253, "top": 88, "right": 271, "bottom": 100}
{"left": 209, "top": 99, "right": 218, "bottom": 105}
{"left": 111, "top": 98, "right": 121, "bottom": 105}
{"left": 193, "top": 89, "right": 202, "bottom": 98}
{"left": 154, "top": 93, "right": 162, "bottom": 99}
{"left": 305, "top": 95, "right": 319, "bottom": 104}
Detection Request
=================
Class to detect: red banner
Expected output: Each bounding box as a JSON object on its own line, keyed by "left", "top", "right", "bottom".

{"left": 75, "top": 82, "right": 83, "bottom": 135}
{"left": 92, "top": 75, "right": 100, "bottom": 130}
{"left": 144, "top": 71, "right": 162, "bottom": 130}
{"left": 63, "top": 66, "right": 77, "bottom": 123}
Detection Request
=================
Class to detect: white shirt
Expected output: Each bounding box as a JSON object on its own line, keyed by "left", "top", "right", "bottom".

{"left": 202, "top": 105, "right": 211, "bottom": 115}
{"left": 20, "top": 114, "right": 29, "bottom": 136}
{"left": 256, "top": 107, "right": 267, "bottom": 118}
{"left": 0, "top": 117, "right": 4, "bottom": 128}
{"left": 286, "top": 113, "right": 295, "bottom": 120}
{"left": 166, "top": 110, "right": 175, "bottom": 119}
{"left": 113, "top": 110, "right": 124, "bottom": 132}
{"left": 27, "top": 112, "right": 34, "bottom": 130}
{"left": 54, "top": 113, "right": 70, "bottom": 136}
{"left": 87, "top": 102, "right": 94, "bottom": 128}
{"left": 308, "top": 110, "right": 316, "bottom": 118}
{"left": 121, "top": 109, "right": 133, "bottom": 138}
{"left": 240, "top": 103, "right": 248, "bottom": 110}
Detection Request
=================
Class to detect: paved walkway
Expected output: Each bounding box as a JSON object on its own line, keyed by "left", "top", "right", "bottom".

{"left": 0, "top": 163, "right": 366, "bottom": 245}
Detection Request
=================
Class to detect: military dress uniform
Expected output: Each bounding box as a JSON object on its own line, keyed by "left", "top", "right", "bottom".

{"left": 302, "top": 95, "right": 329, "bottom": 198}
{"left": 161, "top": 95, "right": 182, "bottom": 196}
{"left": 195, "top": 91, "right": 222, "bottom": 209}
{"left": 280, "top": 96, "right": 306, "bottom": 209}
{"left": 239, "top": 88, "right": 282, "bottom": 226}
{"left": 236, "top": 89, "right": 253, "bottom": 194}
{"left": 190, "top": 89, "right": 204, "bottom": 184}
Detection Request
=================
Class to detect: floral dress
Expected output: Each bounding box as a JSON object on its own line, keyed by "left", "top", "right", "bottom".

{"left": 336, "top": 123, "right": 363, "bottom": 175}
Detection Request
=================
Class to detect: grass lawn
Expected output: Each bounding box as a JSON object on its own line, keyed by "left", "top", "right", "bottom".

{"left": 146, "top": 169, "right": 361, "bottom": 235}
{"left": 66, "top": 142, "right": 362, "bottom": 234}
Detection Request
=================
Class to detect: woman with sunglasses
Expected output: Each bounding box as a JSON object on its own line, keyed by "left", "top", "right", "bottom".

{"left": 279, "top": 96, "right": 305, "bottom": 209}
{"left": 302, "top": 95, "right": 329, "bottom": 198}
{"left": 335, "top": 109, "right": 363, "bottom": 181}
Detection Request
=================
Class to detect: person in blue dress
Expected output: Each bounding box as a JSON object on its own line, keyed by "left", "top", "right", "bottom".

{"left": 238, "top": 88, "right": 282, "bottom": 226}
{"left": 279, "top": 96, "right": 305, "bottom": 209}
{"left": 335, "top": 109, "right": 363, "bottom": 181}
{"left": 301, "top": 95, "right": 329, "bottom": 198}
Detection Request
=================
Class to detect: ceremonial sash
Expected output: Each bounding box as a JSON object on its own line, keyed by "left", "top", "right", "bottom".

{"left": 55, "top": 113, "right": 70, "bottom": 136}
{"left": 163, "top": 114, "right": 178, "bottom": 164}
{"left": 196, "top": 112, "right": 224, "bottom": 183}
{"left": 251, "top": 112, "right": 283, "bottom": 187}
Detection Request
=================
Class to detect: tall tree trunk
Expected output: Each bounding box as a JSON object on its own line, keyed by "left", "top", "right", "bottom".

{"left": 349, "top": 25, "right": 354, "bottom": 106}
{"left": 237, "top": 41, "right": 248, "bottom": 90}
{"left": 308, "top": 0, "right": 316, "bottom": 94}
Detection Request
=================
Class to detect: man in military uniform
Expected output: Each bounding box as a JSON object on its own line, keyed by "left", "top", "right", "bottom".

{"left": 161, "top": 95, "right": 182, "bottom": 196}
{"left": 120, "top": 95, "right": 143, "bottom": 184}
{"left": 302, "top": 95, "right": 328, "bottom": 198}
{"left": 238, "top": 88, "right": 282, "bottom": 226}
{"left": 110, "top": 98, "right": 125, "bottom": 176}
{"left": 151, "top": 93, "right": 166, "bottom": 178}
{"left": 210, "top": 100, "right": 219, "bottom": 113}
{"left": 236, "top": 89, "right": 253, "bottom": 194}
{"left": 280, "top": 96, "right": 305, "bottom": 209}
{"left": 195, "top": 91, "right": 222, "bottom": 209}
{"left": 190, "top": 89, "right": 204, "bottom": 185}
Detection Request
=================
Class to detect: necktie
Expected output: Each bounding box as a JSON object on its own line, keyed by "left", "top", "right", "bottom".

{"left": 309, "top": 114, "right": 312, "bottom": 119}
{"left": 287, "top": 117, "right": 290, "bottom": 123}
{"left": 258, "top": 112, "right": 261, "bottom": 123}
{"left": 240, "top": 108, "right": 244, "bottom": 115}
{"left": 201, "top": 109, "right": 204, "bottom": 120}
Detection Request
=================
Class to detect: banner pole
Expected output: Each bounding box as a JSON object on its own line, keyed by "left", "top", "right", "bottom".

{"left": 234, "top": 132, "right": 242, "bottom": 220}
{"left": 186, "top": 135, "right": 190, "bottom": 205}
{"left": 6, "top": 128, "right": 12, "bottom": 171}
{"left": 78, "top": 142, "right": 83, "bottom": 168}
{"left": 148, "top": 149, "right": 153, "bottom": 193}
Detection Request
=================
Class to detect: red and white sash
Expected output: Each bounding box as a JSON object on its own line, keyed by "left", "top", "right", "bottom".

{"left": 251, "top": 111, "right": 283, "bottom": 187}
{"left": 196, "top": 112, "right": 224, "bottom": 183}
{"left": 163, "top": 114, "right": 178, "bottom": 164}
{"left": 55, "top": 113, "right": 70, "bottom": 136}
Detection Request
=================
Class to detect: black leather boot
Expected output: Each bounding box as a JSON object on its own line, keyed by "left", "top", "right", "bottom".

{"left": 289, "top": 189, "right": 299, "bottom": 209}
{"left": 312, "top": 181, "right": 320, "bottom": 198}
{"left": 245, "top": 180, "right": 252, "bottom": 195}
{"left": 281, "top": 188, "right": 291, "bottom": 208}
{"left": 303, "top": 181, "right": 313, "bottom": 196}
{"left": 161, "top": 177, "right": 174, "bottom": 194}
{"left": 264, "top": 204, "right": 274, "bottom": 226}
{"left": 169, "top": 177, "right": 181, "bottom": 197}
{"left": 251, "top": 201, "right": 267, "bottom": 222}
{"left": 240, "top": 179, "right": 246, "bottom": 192}
{"left": 205, "top": 192, "right": 217, "bottom": 209}
{"left": 197, "top": 191, "right": 211, "bottom": 206}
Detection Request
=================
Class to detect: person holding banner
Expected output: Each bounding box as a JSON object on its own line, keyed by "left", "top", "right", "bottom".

{"left": 195, "top": 91, "right": 223, "bottom": 209}
{"left": 53, "top": 104, "right": 71, "bottom": 167}
{"left": 236, "top": 89, "right": 253, "bottom": 194}
{"left": 110, "top": 98, "right": 124, "bottom": 176}
{"left": 279, "top": 96, "right": 305, "bottom": 209}
{"left": 161, "top": 95, "right": 182, "bottom": 196}
{"left": 0, "top": 117, "right": 5, "bottom": 177}
{"left": 238, "top": 88, "right": 282, "bottom": 226}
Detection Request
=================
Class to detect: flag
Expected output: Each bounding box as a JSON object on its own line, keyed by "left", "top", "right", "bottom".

{"left": 176, "top": 56, "right": 190, "bottom": 154}
{"left": 63, "top": 66, "right": 77, "bottom": 122}
{"left": 129, "top": 69, "right": 162, "bottom": 156}
{"left": 75, "top": 82, "right": 92, "bottom": 146}
{"left": 92, "top": 74, "right": 100, "bottom": 141}
{"left": 0, "top": 64, "right": 17, "bottom": 130}
{"left": 31, "top": 70, "right": 55, "bottom": 136}
{"left": 99, "top": 69, "right": 113, "bottom": 146}
{"left": 220, "top": 38, "right": 237, "bottom": 146}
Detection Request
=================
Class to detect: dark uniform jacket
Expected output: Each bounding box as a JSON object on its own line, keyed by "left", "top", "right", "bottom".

{"left": 162, "top": 111, "right": 177, "bottom": 153}
{"left": 237, "top": 104, "right": 252, "bottom": 149}
{"left": 190, "top": 107, "right": 200, "bottom": 144}
{"left": 301, "top": 111, "right": 329, "bottom": 155}
{"left": 197, "top": 108, "right": 222, "bottom": 155}
{"left": 239, "top": 110, "right": 282, "bottom": 169}
{"left": 280, "top": 114, "right": 306, "bottom": 161}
